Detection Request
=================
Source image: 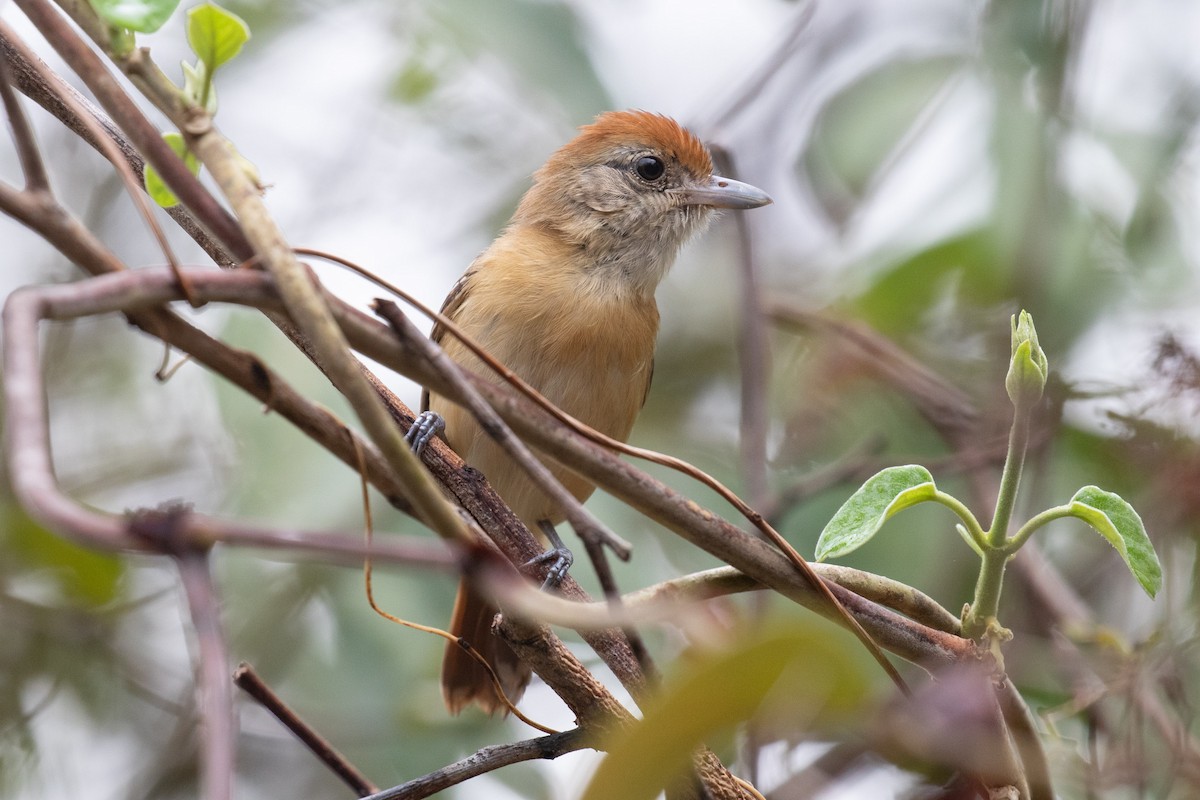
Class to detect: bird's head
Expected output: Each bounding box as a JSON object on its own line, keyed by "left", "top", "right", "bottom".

{"left": 511, "top": 110, "right": 772, "bottom": 296}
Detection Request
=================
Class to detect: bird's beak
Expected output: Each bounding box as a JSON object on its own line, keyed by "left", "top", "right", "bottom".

{"left": 674, "top": 175, "right": 773, "bottom": 209}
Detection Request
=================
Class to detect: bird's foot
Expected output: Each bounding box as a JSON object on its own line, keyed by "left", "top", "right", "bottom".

{"left": 405, "top": 411, "right": 445, "bottom": 456}
{"left": 524, "top": 520, "right": 575, "bottom": 590}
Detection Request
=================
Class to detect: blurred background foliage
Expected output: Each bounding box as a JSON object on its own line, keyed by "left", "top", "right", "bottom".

{"left": 2, "top": 0, "right": 1199, "bottom": 797}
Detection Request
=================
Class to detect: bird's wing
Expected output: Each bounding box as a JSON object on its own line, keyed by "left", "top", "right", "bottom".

{"left": 641, "top": 357, "right": 654, "bottom": 409}
{"left": 421, "top": 268, "right": 476, "bottom": 413}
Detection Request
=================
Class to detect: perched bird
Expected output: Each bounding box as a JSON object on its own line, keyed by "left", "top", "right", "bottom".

{"left": 411, "top": 110, "right": 771, "bottom": 714}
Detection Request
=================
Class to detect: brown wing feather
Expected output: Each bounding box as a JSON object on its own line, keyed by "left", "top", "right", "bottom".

{"left": 421, "top": 268, "right": 476, "bottom": 413}
{"left": 642, "top": 356, "right": 654, "bottom": 408}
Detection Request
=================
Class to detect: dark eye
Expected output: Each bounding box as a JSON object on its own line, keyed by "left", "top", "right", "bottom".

{"left": 635, "top": 155, "right": 665, "bottom": 181}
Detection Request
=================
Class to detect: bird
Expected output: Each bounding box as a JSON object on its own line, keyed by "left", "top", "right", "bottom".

{"left": 409, "top": 110, "right": 771, "bottom": 714}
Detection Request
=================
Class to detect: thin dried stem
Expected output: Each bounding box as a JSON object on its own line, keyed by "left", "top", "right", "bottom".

{"left": 176, "top": 550, "right": 235, "bottom": 800}
{"left": 360, "top": 728, "right": 588, "bottom": 800}
{"left": 233, "top": 663, "right": 379, "bottom": 796}
{"left": 711, "top": 146, "right": 771, "bottom": 511}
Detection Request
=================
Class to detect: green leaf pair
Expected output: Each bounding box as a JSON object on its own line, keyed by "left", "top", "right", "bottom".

{"left": 104, "top": 1, "right": 252, "bottom": 207}
{"left": 816, "top": 465, "right": 1162, "bottom": 599}
{"left": 91, "top": 0, "right": 249, "bottom": 53}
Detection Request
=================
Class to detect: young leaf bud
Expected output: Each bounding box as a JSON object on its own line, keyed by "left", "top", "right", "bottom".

{"left": 1006, "top": 310, "right": 1048, "bottom": 407}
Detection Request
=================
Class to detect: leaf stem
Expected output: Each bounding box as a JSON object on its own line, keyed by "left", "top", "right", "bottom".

{"left": 987, "top": 409, "right": 1030, "bottom": 548}
{"left": 963, "top": 403, "right": 1031, "bottom": 638}
{"left": 930, "top": 490, "right": 987, "bottom": 552}
{"left": 1003, "top": 504, "right": 1074, "bottom": 555}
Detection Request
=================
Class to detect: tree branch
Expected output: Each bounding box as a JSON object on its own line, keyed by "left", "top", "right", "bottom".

{"left": 234, "top": 663, "right": 378, "bottom": 797}
{"left": 361, "top": 729, "right": 588, "bottom": 800}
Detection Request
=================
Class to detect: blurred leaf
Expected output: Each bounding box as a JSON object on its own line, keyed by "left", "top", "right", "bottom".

{"left": 3, "top": 503, "right": 123, "bottom": 606}
{"left": 854, "top": 230, "right": 1008, "bottom": 336}
{"left": 143, "top": 132, "right": 200, "bottom": 208}
{"left": 393, "top": 58, "right": 439, "bottom": 104}
{"left": 90, "top": 0, "right": 181, "bottom": 33}
{"left": 436, "top": 0, "right": 609, "bottom": 118}
{"left": 582, "top": 624, "right": 866, "bottom": 800}
{"left": 187, "top": 2, "right": 250, "bottom": 72}
{"left": 1068, "top": 486, "right": 1162, "bottom": 598}
{"left": 804, "top": 56, "right": 960, "bottom": 221}
{"left": 816, "top": 465, "right": 937, "bottom": 561}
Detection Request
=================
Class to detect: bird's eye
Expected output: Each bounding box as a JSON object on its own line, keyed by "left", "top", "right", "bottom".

{"left": 635, "top": 155, "right": 665, "bottom": 182}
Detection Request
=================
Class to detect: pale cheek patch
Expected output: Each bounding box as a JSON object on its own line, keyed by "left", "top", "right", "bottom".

{"left": 578, "top": 170, "right": 629, "bottom": 213}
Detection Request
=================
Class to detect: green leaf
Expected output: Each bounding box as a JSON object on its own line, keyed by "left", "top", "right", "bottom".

{"left": 816, "top": 465, "right": 937, "bottom": 561}
{"left": 803, "top": 55, "right": 961, "bottom": 221}
{"left": 143, "top": 164, "right": 176, "bottom": 207}
{"left": 187, "top": 2, "right": 250, "bottom": 72}
{"left": 143, "top": 132, "right": 200, "bottom": 208}
{"left": 853, "top": 230, "right": 1010, "bottom": 337}
{"left": 91, "top": 0, "right": 182, "bottom": 33}
{"left": 1068, "top": 486, "right": 1162, "bottom": 598}
{"left": 4, "top": 503, "right": 124, "bottom": 606}
{"left": 582, "top": 624, "right": 866, "bottom": 800}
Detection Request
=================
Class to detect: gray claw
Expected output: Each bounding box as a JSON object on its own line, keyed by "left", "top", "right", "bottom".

{"left": 523, "top": 546, "right": 574, "bottom": 591}
{"left": 406, "top": 411, "right": 445, "bottom": 456}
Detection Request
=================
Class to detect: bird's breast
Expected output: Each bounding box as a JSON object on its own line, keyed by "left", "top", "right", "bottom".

{"left": 431, "top": 249, "right": 661, "bottom": 524}
{"left": 479, "top": 272, "right": 659, "bottom": 438}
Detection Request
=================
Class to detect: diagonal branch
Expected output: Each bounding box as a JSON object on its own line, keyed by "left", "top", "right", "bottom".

{"left": 234, "top": 663, "right": 379, "bottom": 797}
{"left": 362, "top": 728, "right": 589, "bottom": 800}
{"left": 0, "top": 40, "right": 50, "bottom": 191}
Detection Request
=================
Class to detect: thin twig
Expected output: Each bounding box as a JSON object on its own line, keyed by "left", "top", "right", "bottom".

{"left": 175, "top": 549, "right": 235, "bottom": 800}
{"left": 373, "top": 298, "right": 660, "bottom": 695}
{"left": 233, "top": 663, "right": 378, "bottom": 796}
{"left": 618, "top": 565, "right": 961, "bottom": 635}
{"left": 578, "top": 533, "right": 660, "bottom": 685}
{"left": 697, "top": 0, "right": 817, "bottom": 135}
{"left": 360, "top": 728, "right": 588, "bottom": 800}
{"left": 711, "top": 146, "right": 771, "bottom": 512}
